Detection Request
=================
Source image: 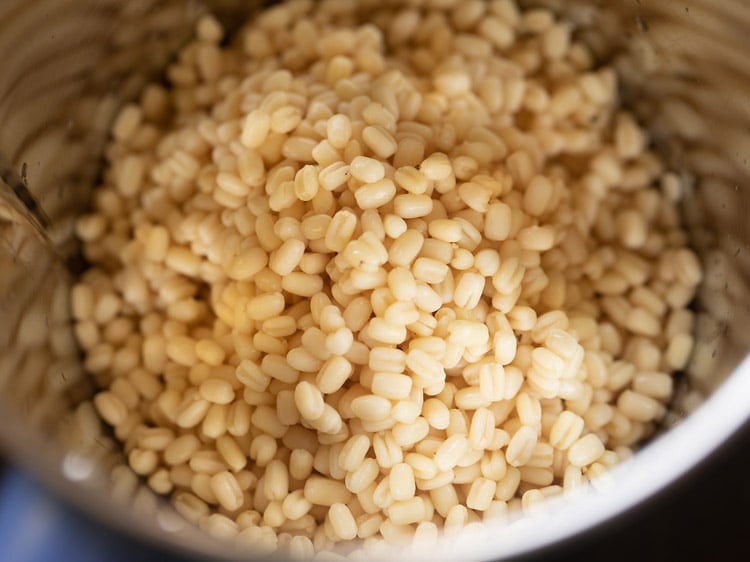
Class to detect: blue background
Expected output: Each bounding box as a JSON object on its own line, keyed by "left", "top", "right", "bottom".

{"left": 0, "top": 468, "right": 173, "bottom": 562}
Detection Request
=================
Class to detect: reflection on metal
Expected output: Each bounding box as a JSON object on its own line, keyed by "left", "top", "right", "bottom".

{"left": 156, "top": 510, "right": 188, "bottom": 534}
{"left": 62, "top": 452, "right": 97, "bottom": 483}
{"left": 0, "top": 162, "right": 50, "bottom": 230}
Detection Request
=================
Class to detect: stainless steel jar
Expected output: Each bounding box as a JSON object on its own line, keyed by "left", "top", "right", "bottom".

{"left": 1, "top": 1, "right": 749, "bottom": 559}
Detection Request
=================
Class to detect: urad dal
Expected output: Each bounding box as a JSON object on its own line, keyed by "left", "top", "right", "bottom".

{"left": 72, "top": 0, "right": 703, "bottom": 555}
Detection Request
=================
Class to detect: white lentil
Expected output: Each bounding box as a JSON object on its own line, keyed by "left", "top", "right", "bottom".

{"left": 211, "top": 471, "right": 244, "bottom": 511}
{"left": 317, "top": 356, "right": 353, "bottom": 394}
{"left": 350, "top": 156, "right": 385, "bottom": 183}
{"left": 567, "top": 434, "right": 606, "bottom": 468}
{"left": 506, "top": 426, "right": 538, "bottom": 467}
{"left": 327, "top": 503, "right": 358, "bottom": 541}
{"left": 617, "top": 390, "right": 664, "bottom": 422}
{"left": 434, "top": 435, "right": 470, "bottom": 472}
{"left": 393, "top": 194, "right": 434, "bottom": 219}
{"left": 304, "top": 477, "right": 352, "bottom": 507}
{"left": 371, "top": 372, "right": 413, "bottom": 401}
{"left": 93, "top": 392, "right": 128, "bottom": 427}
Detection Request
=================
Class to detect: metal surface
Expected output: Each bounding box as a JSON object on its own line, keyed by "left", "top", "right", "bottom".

{"left": 0, "top": 1, "right": 748, "bottom": 560}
